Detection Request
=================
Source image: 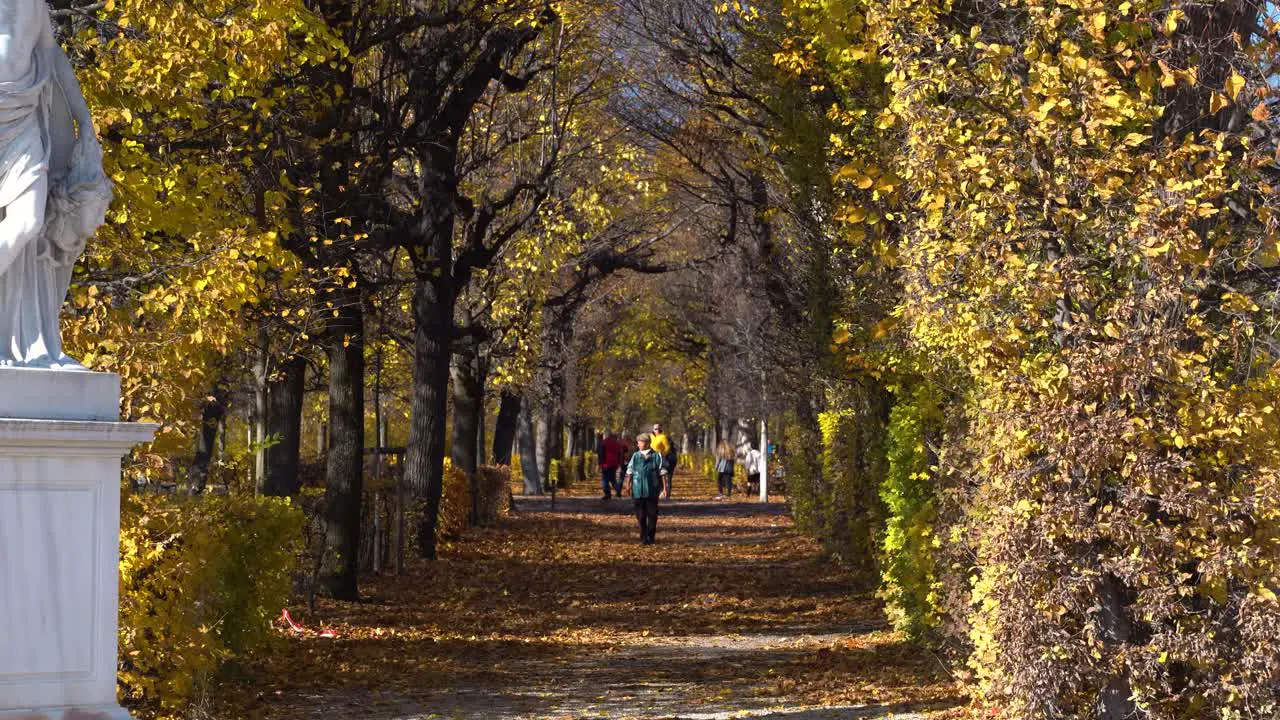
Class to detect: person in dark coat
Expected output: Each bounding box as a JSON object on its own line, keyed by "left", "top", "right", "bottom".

{"left": 624, "top": 432, "right": 668, "bottom": 544}
{"left": 600, "top": 431, "right": 625, "bottom": 499}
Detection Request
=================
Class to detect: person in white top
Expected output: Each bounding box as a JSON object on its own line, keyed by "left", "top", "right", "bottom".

{"left": 741, "top": 443, "right": 762, "bottom": 497}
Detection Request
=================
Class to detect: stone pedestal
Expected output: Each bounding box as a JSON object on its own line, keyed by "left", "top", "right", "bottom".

{"left": 0, "top": 370, "right": 156, "bottom": 720}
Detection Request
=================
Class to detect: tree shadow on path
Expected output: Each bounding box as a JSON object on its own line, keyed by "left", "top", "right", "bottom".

{"left": 212, "top": 471, "right": 963, "bottom": 719}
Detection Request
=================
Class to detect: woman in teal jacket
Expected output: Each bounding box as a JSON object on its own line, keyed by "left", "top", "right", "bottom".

{"left": 624, "top": 432, "right": 668, "bottom": 544}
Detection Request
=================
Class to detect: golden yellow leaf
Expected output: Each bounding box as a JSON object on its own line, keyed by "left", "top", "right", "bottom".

{"left": 1226, "top": 71, "right": 1245, "bottom": 101}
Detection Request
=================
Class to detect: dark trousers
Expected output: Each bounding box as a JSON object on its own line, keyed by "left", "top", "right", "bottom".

{"left": 717, "top": 471, "right": 734, "bottom": 495}
{"left": 747, "top": 473, "right": 760, "bottom": 495}
{"left": 602, "top": 466, "right": 620, "bottom": 497}
{"left": 634, "top": 496, "right": 659, "bottom": 544}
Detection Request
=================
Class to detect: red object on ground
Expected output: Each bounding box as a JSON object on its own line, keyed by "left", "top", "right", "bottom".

{"left": 280, "top": 608, "right": 338, "bottom": 638}
{"left": 281, "top": 608, "right": 306, "bottom": 633}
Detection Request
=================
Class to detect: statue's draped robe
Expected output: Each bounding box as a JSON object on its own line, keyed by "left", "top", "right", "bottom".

{"left": 0, "top": 33, "right": 106, "bottom": 367}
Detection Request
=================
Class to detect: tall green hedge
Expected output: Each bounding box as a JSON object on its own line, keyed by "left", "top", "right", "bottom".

{"left": 787, "top": 385, "right": 890, "bottom": 576}
{"left": 879, "top": 385, "right": 942, "bottom": 642}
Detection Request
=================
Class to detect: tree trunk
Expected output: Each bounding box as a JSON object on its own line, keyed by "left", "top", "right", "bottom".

{"left": 254, "top": 322, "right": 269, "bottom": 492}
{"left": 321, "top": 292, "right": 364, "bottom": 600}
{"left": 476, "top": 372, "right": 487, "bottom": 468}
{"left": 449, "top": 345, "right": 482, "bottom": 477}
{"left": 492, "top": 390, "right": 521, "bottom": 465}
{"left": 517, "top": 401, "right": 542, "bottom": 495}
{"left": 571, "top": 421, "right": 586, "bottom": 485}
{"left": 372, "top": 345, "right": 386, "bottom": 574}
{"left": 450, "top": 343, "right": 484, "bottom": 526}
{"left": 534, "top": 409, "right": 550, "bottom": 489}
{"left": 1095, "top": 573, "right": 1139, "bottom": 719}
{"left": 216, "top": 414, "right": 226, "bottom": 461}
{"left": 189, "top": 385, "right": 226, "bottom": 494}
{"left": 404, "top": 275, "right": 454, "bottom": 561}
{"left": 550, "top": 411, "right": 565, "bottom": 487}
{"left": 550, "top": 410, "right": 564, "bottom": 464}
{"left": 264, "top": 356, "right": 307, "bottom": 497}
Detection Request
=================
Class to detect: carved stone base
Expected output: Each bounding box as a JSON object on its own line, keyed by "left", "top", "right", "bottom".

{"left": 0, "top": 378, "right": 155, "bottom": 719}
{"left": 0, "top": 368, "right": 119, "bottom": 421}
{"left": 0, "top": 705, "right": 133, "bottom": 720}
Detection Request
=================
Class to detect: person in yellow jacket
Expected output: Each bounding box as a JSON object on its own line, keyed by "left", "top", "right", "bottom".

{"left": 650, "top": 423, "right": 676, "bottom": 499}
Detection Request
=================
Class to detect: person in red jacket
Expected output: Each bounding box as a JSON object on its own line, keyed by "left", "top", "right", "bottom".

{"left": 600, "top": 431, "right": 626, "bottom": 499}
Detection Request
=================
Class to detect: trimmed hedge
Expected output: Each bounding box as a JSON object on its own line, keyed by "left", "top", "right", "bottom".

{"left": 879, "top": 385, "right": 942, "bottom": 643}
{"left": 118, "top": 493, "right": 304, "bottom": 718}
{"left": 785, "top": 386, "right": 891, "bottom": 577}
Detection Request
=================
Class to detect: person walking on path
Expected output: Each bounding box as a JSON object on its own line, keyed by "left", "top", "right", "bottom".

{"left": 714, "top": 441, "right": 736, "bottom": 498}
{"left": 599, "top": 431, "right": 625, "bottom": 499}
{"left": 624, "top": 432, "right": 667, "bottom": 544}
{"left": 650, "top": 422, "right": 677, "bottom": 499}
{"left": 618, "top": 433, "right": 632, "bottom": 475}
{"left": 743, "top": 442, "right": 762, "bottom": 497}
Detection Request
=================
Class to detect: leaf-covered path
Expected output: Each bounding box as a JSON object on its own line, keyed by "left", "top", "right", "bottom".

{"left": 215, "top": 473, "right": 963, "bottom": 719}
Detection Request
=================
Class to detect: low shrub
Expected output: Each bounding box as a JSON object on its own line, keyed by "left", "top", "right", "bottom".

{"left": 473, "top": 465, "right": 512, "bottom": 526}
{"left": 783, "top": 416, "right": 823, "bottom": 536}
{"left": 438, "top": 459, "right": 470, "bottom": 542}
{"left": 563, "top": 456, "right": 583, "bottom": 486}
{"left": 118, "top": 493, "right": 304, "bottom": 718}
{"left": 511, "top": 453, "right": 524, "bottom": 492}
{"left": 438, "top": 460, "right": 510, "bottom": 540}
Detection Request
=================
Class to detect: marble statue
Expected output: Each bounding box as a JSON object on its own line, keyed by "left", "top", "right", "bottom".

{"left": 0, "top": 0, "right": 112, "bottom": 369}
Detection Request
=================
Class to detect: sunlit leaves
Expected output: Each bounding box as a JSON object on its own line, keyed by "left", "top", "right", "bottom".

{"left": 862, "top": 0, "right": 1280, "bottom": 716}
{"left": 61, "top": 1, "right": 338, "bottom": 449}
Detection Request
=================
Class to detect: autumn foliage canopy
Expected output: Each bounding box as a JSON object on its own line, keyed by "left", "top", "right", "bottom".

{"left": 38, "top": 0, "right": 1280, "bottom": 717}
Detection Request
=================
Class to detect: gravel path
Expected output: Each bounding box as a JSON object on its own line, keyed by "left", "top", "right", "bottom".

{"left": 214, "top": 478, "right": 961, "bottom": 720}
